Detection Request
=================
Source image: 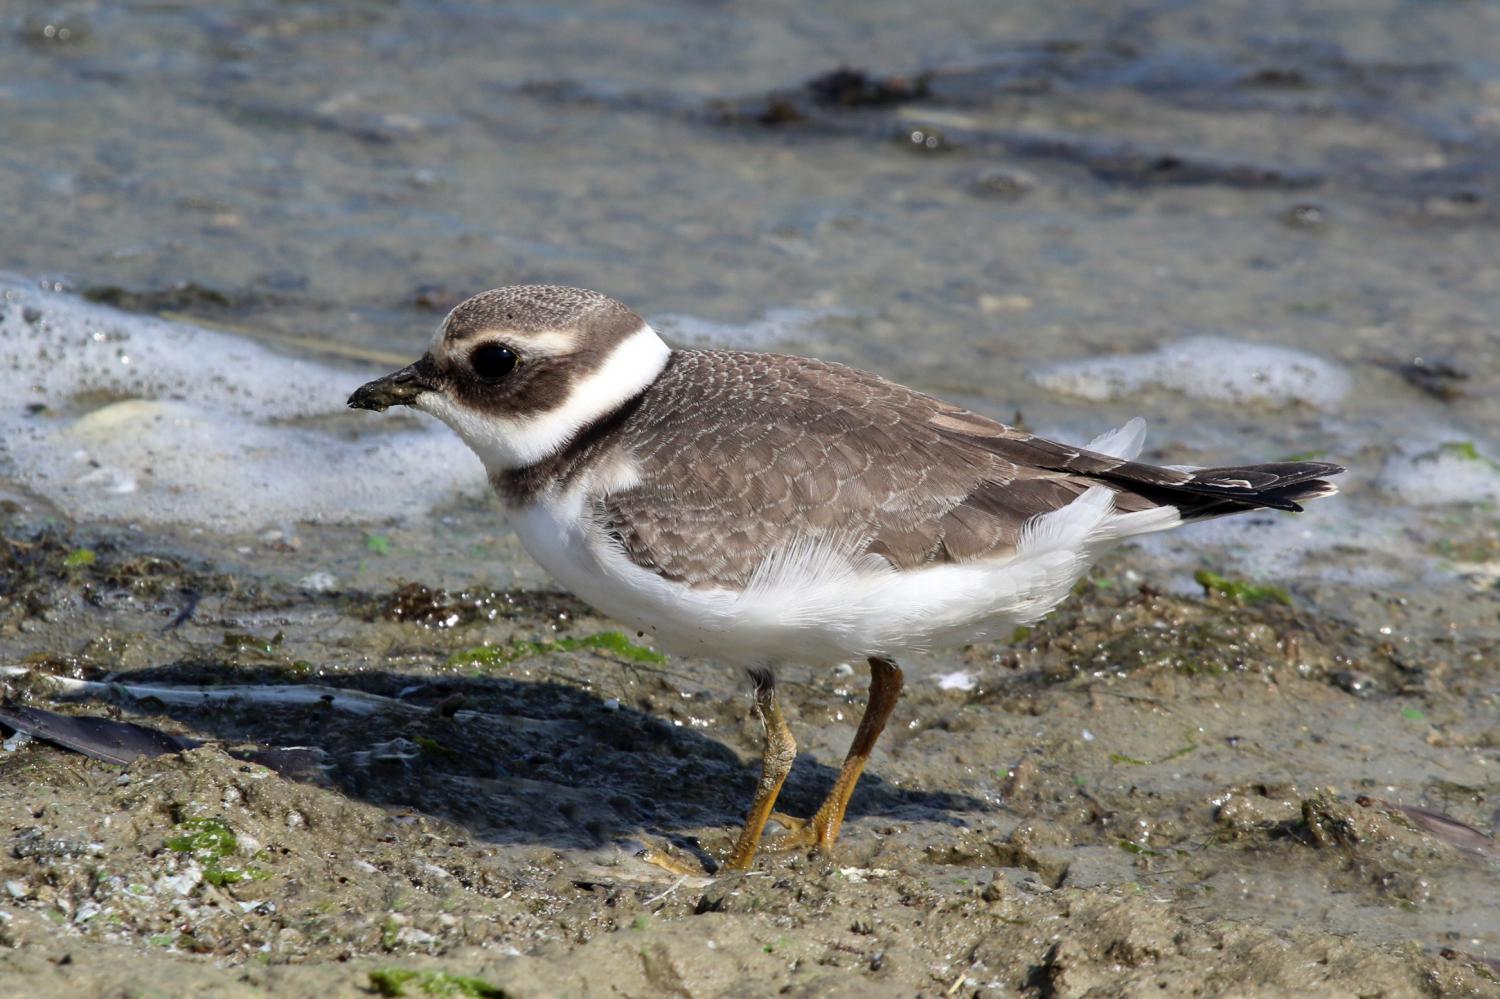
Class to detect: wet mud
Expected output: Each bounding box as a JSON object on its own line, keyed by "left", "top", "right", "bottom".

{"left": 1, "top": 522, "right": 1496, "bottom": 996}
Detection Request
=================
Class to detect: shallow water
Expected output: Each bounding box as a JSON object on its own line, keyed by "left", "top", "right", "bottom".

{"left": 1, "top": 0, "right": 1498, "bottom": 993}
{"left": 4, "top": 0, "right": 1498, "bottom": 614}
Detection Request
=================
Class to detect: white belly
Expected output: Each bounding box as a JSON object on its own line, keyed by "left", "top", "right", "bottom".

{"left": 505, "top": 486, "right": 1180, "bottom": 668}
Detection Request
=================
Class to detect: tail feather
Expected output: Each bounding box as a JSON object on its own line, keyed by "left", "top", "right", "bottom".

{"left": 1098, "top": 459, "right": 1343, "bottom": 517}
{"left": 944, "top": 417, "right": 1344, "bottom": 520}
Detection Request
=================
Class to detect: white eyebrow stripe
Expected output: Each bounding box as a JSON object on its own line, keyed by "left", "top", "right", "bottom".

{"left": 433, "top": 327, "right": 581, "bottom": 359}
{"left": 509, "top": 329, "right": 581, "bottom": 356}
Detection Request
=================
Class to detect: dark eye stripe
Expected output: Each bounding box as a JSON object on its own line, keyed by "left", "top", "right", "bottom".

{"left": 470, "top": 343, "right": 518, "bottom": 381}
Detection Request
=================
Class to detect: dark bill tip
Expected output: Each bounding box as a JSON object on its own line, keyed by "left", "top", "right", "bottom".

{"left": 347, "top": 356, "right": 438, "bottom": 412}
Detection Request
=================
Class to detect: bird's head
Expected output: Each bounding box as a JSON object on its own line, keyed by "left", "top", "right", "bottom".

{"left": 347, "top": 285, "right": 671, "bottom": 473}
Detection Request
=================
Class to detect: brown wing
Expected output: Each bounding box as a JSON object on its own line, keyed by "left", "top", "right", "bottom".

{"left": 594, "top": 351, "right": 1097, "bottom": 588}
{"left": 594, "top": 350, "right": 1342, "bottom": 589}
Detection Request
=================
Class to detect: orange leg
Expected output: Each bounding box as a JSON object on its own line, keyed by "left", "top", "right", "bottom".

{"left": 719, "top": 669, "right": 797, "bottom": 871}
{"left": 771, "top": 657, "right": 904, "bottom": 853}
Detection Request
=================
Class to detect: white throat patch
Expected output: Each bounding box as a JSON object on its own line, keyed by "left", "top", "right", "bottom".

{"left": 417, "top": 323, "right": 671, "bottom": 477}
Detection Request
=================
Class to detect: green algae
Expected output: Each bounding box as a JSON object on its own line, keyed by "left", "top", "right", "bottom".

{"left": 368, "top": 968, "right": 508, "bottom": 998}
{"left": 165, "top": 817, "right": 269, "bottom": 887}
{"left": 446, "top": 630, "right": 666, "bottom": 669}
{"left": 1193, "top": 569, "right": 1293, "bottom": 606}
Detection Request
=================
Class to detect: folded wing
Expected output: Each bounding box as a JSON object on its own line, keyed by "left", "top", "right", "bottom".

{"left": 594, "top": 351, "right": 1342, "bottom": 589}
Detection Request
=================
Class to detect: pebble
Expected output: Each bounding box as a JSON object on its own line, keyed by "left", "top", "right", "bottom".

{"left": 299, "top": 571, "right": 338, "bottom": 593}
{"left": 1332, "top": 669, "right": 1378, "bottom": 697}
{"left": 970, "top": 166, "right": 1035, "bottom": 199}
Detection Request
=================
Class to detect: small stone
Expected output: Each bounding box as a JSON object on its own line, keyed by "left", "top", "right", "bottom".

{"left": 970, "top": 167, "right": 1035, "bottom": 199}
{"left": 298, "top": 571, "right": 337, "bottom": 593}
{"left": 1216, "top": 790, "right": 1301, "bottom": 832}
{"left": 1281, "top": 202, "right": 1329, "bottom": 229}
{"left": 157, "top": 864, "right": 204, "bottom": 897}
{"left": 397, "top": 925, "right": 436, "bottom": 946}
{"left": 1332, "top": 669, "right": 1378, "bottom": 697}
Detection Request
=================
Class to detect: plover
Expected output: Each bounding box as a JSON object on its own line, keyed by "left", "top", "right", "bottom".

{"left": 348, "top": 285, "right": 1342, "bottom": 871}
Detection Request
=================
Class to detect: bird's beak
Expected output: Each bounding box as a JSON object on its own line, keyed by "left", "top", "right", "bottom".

{"left": 347, "top": 355, "right": 440, "bottom": 412}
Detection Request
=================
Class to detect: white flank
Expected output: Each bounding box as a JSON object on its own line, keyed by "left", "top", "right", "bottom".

{"left": 507, "top": 483, "right": 1182, "bottom": 668}
{"left": 418, "top": 323, "right": 672, "bottom": 474}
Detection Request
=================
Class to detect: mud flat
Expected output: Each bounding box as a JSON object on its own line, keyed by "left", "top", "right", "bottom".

{"left": 0, "top": 519, "right": 1495, "bottom": 997}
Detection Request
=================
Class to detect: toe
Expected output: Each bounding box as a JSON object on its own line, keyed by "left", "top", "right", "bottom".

{"left": 769, "top": 811, "right": 809, "bottom": 833}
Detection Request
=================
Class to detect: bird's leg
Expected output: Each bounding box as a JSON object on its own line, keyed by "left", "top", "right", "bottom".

{"left": 770, "top": 656, "right": 904, "bottom": 853}
{"left": 635, "top": 669, "right": 796, "bottom": 877}
{"left": 719, "top": 668, "right": 798, "bottom": 872}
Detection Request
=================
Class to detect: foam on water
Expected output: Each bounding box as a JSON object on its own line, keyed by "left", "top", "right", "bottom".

{"left": 1136, "top": 501, "right": 1408, "bottom": 589}
{"left": 1029, "top": 335, "right": 1351, "bottom": 410}
{"left": 1375, "top": 436, "right": 1500, "bottom": 506}
{"left": 1, "top": 276, "right": 1486, "bottom": 601}
{"left": 1136, "top": 427, "right": 1500, "bottom": 596}
{"left": 0, "top": 275, "right": 485, "bottom": 532}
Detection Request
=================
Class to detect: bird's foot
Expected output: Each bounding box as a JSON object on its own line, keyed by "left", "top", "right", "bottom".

{"left": 765, "top": 811, "right": 836, "bottom": 853}
{"left": 637, "top": 814, "right": 834, "bottom": 877}
{"left": 768, "top": 810, "right": 809, "bottom": 835}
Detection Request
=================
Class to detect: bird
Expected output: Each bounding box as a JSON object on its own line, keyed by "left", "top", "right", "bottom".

{"left": 347, "top": 284, "right": 1342, "bottom": 872}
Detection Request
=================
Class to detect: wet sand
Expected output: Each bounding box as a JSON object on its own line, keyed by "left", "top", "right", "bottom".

{"left": 0, "top": 526, "right": 1495, "bottom": 996}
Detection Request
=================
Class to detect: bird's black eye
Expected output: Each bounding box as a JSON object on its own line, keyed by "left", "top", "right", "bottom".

{"left": 469, "top": 343, "right": 517, "bottom": 381}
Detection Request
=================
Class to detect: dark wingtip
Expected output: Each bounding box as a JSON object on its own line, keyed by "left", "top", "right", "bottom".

{"left": 1175, "top": 465, "right": 1342, "bottom": 518}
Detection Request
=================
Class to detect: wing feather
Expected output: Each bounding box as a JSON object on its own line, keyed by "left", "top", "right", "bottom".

{"left": 593, "top": 351, "right": 1341, "bottom": 589}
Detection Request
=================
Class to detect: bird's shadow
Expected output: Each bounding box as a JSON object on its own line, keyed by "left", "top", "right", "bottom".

{"left": 55, "top": 661, "right": 984, "bottom": 862}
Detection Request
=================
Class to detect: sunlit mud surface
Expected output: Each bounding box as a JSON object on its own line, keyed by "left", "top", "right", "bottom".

{"left": 1, "top": 0, "right": 1498, "bottom": 994}
{"left": 1, "top": 526, "right": 1494, "bottom": 996}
